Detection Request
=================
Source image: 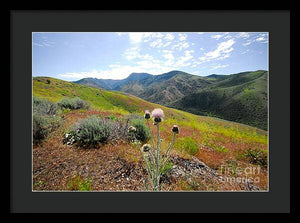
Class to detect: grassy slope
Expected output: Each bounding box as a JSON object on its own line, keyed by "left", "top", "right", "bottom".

{"left": 33, "top": 76, "right": 267, "bottom": 144}
{"left": 171, "top": 70, "right": 268, "bottom": 130}
{"left": 137, "top": 73, "right": 213, "bottom": 105}
{"left": 73, "top": 70, "right": 268, "bottom": 130}
{"left": 119, "top": 71, "right": 213, "bottom": 105}
{"left": 33, "top": 76, "right": 268, "bottom": 190}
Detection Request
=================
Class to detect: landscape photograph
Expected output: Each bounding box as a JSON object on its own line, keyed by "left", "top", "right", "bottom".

{"left": 32, "top": 32, "right": 268, "bottom": 192}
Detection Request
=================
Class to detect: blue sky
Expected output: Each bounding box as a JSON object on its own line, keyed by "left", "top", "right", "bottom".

{"left": 33, "top": 32, "right": 268, "bottom": 81}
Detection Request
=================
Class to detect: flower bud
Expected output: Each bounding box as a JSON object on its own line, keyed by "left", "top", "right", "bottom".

{"left": 153, "top": 117, "right": 162, "bottom": 123}
{"left": 144, "top": 110, "right": 151, "bottom": 119}
{"left": 172, "top": 125, "right": 179, "bottom": 134}
{"left": 151, "top": 108, "right": 164, "bottom": 124}
{"left": 141, "top": 144, "right": 152, "bottom": 152}
{"left": 128, "top": 126, "right": 136, "bottom": 133}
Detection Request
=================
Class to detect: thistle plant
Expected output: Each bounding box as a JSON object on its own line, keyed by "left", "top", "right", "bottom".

{"left": 129, "top": 108, "right": 179, "bottom": 191}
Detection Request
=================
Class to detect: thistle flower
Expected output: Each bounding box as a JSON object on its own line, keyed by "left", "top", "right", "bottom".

{"left": 172, "top": 125, "right": 179, "bottom": 134}
{"left": 144, "top": 110, "right": 151, "bottom": 119}
{"left": 152, "top": 108, "right": 164, "bottom": 123}
{"left": 128, "top": 126, "right": 136, "bottom": 133}
{"left": 141, "top": 144, "right": 152, "bottom": 152}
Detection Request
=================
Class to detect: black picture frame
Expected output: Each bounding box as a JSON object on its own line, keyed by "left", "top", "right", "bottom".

{"left": 10, "top": 10, "right": 291, "bottom": 213}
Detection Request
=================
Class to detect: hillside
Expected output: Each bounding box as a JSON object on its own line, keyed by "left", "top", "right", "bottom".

{"left": 74, "top": 70, "right": 268, "bottom": 130}
{"left": 33, "top": 76, "right": 268, "bottom": 191}
{"left": 74, "top": 71, "right": 212, "bottom": 103}
{"left": 170, "top": 70, "right": 268, "bottom": 130}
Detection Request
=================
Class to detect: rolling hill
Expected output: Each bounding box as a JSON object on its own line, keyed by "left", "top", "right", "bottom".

{"left": 74, "top": 70, "right": 268, "bottom": 130}
{"left": 170, "top": 70, "right": 268, "bottom": 130}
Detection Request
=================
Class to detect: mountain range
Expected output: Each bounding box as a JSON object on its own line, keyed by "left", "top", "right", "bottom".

{"left": 74, "top": 70, "right": 268, "bottom": 130}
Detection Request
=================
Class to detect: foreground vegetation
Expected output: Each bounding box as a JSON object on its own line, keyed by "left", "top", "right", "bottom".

{"left": 33, "top": 77, "right": 268, "bottom": 191}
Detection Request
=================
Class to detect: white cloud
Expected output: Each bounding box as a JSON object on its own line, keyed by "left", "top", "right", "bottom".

{"left": 236, "top": 32, "right": 250, "bottom": 39}
{"left": 224, "top": 35, "right": 232, "bottom": 39}
{"left": 178, "top": 33, "right": 187, "bottom": 41}
{"left": 211, "top": 34, "right": 223, "bottom": 40}
{"left": 210, "top": 64, "right": 229, "bottom": 70}
{"left": 255, "top": 34, "right": 268, "bottom": 43}
{"left": 242, "top": 33, "right": 268, "bottom": 46}
{"left": 163, "top": 52, "right": 174, "bottom": 61}
{"left": 150, "top": 39, "right": 164, "bottom": 48}
{"left": 142, "top": 32, "right": 164, "bottom": 42}
{"left": 165, "top": 33, "right": 175, "bottom": 41}
{"left": 173, "top": 50, "right": 194, "bottom": 67}
{"left": 243, "top": 41, "right": 252, "bottom": 46}
{"left": 163, "top": 41, "right": 172, "bottom": 47}
{"left": 197, "top": 32, "right": 204, "bottom": 35}
{"left": 116, "top": 32, "right": 126, "bottom": 36}
{"left": 126, "top": 32, "right": 165, "bottom": 44}
{"left": 211, "top": 32, "right": 230, "bottom": 40}
{"left": 185, "top": 49, "right": 194, "bottom": 55}
{"left": 123, "top": 47, "right": 141, "bottom": 60}
{"left": 256, "top": 37, "right": 265, "bottom": 41}
{"left": 171, "top": 41, "right": 189, "bottom": 51}
{"left": 123, "top": 47, "right": 156, "bottom": 61}
{"left": 198, "top": 39, "right": 235, "bottom": 63}
{"left": 129, "top": 33, "right": 145, "bottom": 44}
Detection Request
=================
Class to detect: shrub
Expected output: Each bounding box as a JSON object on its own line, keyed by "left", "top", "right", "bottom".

{"left": 244, "top": 148, "right": 268, "bottom": 168}
{"left": 33, "top": 96, "right": 59, "bottom": 116}
{"left": 33, "top": 112, "right": 61, "bottom": 144}
{"left": 73, "top": 97, "right": 90, "bottom": 109}
{"left": 131, "top": 118, "right": 150, "bottom": 143}
{"left": 33, "top": 96, "right": 61, "bottom": 144}
{"left": 70, "top": 115, "right": 111, "bottom": 147}
{"left": 57, "top": 97, "right": 90, "bottom": 110}
{"left": 33, "top": 113, "right": 51, "bottom": 144}
{"left": 64, "top": 115, "right": 133, "bottom": 146}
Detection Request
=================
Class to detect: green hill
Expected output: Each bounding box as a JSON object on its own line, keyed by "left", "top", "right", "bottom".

{"left": 170, "top": 70, "right": 268, "bottom": 130}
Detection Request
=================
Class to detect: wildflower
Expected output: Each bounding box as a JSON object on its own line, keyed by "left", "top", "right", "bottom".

{"left": 152, "top": 108, "right": 164, "bottom": 123}
{"left": 144, "top": 110, "right": 151, "bottom": 119}
{"left": 141, "top": 144, "right": 152, "bottom": 152}
{"left": 128, "top": 126, "right": 136, "bottom": 133}
{"left": 172, "top": 125, "right": 179, "bottom": 134}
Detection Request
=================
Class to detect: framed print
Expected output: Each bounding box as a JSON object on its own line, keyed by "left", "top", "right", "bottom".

{"left": 10, "top": 10, "right": 291, "bottom": 213}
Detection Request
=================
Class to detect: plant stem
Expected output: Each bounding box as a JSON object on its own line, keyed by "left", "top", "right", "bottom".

{"left": 161, "top": 133, "right": 176, "bottom": 171}
{"left": 147, "top": 120, "right": 156, "bottom": 149}
{"left": 156, "top": 123, "right": 160, "bottom": 190}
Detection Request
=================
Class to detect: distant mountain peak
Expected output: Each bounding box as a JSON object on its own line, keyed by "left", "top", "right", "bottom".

{"left": 126, "top": 72, "right": 153, "bottom": 80}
